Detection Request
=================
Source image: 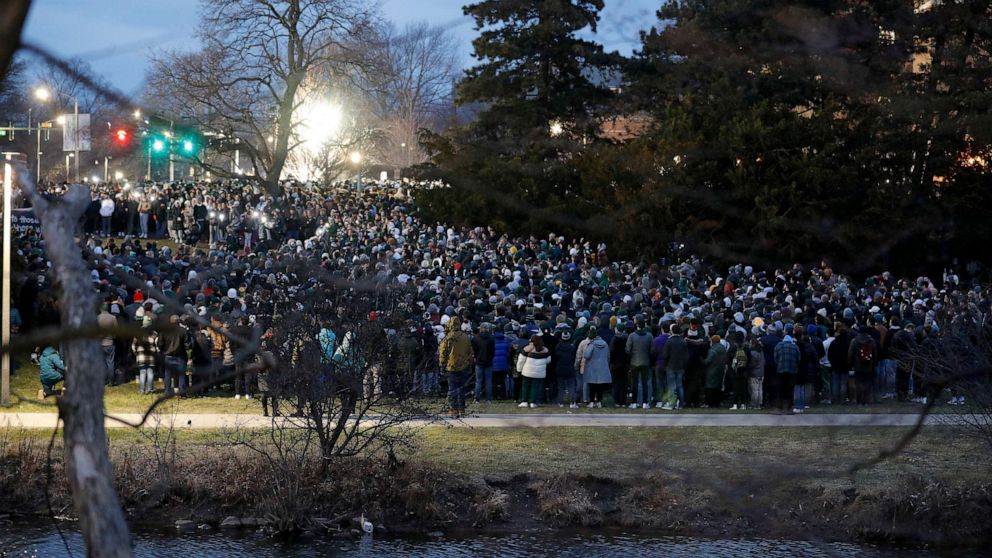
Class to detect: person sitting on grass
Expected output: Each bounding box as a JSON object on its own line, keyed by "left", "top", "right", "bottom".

{"left": 38, "top": 345, "right": 66, "bottom": 399}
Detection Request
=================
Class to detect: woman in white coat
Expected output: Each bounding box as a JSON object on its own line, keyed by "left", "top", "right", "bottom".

{"left": 516, "top": 332, "right": 550, "bottom": 408}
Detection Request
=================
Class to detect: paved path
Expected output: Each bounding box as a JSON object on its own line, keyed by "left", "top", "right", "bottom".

{"left": 0, "top": 412, "right": 963, "bottom": 430}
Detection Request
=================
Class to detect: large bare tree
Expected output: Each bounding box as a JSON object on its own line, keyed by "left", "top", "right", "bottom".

{"left": 148, "top": 0, "right": 378, "bottom": 193}
{"left": 366, "top": 22, "right": 460, "bottom": 171}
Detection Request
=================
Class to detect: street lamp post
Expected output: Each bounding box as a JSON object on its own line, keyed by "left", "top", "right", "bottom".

{"left": 350, "top": 151, "right": 362, "bottom": 193}
{"left": 32, "top": 87, "right": 51, "bottom": 181}
{"left": 73, "top": 97, "right": 79, "bottom": 183}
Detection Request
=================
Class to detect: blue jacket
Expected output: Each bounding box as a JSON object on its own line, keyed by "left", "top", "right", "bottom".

{"left": 492, "top": 332, "right": 511, "bottom": 372}
{"left": 39, "top": 346, "right": 65, "bottom": 382}
{"left": 318, "top": 328, "right": 337, "bottom": 364}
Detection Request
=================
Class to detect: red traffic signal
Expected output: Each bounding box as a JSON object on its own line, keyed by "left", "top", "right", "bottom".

{"left": 114, "top": 128, "right": 129, "bottom": 144}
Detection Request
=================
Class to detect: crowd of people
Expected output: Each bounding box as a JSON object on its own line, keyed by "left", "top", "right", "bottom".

{"left": 10, "top": 179, "right": 990, "bottom": 416}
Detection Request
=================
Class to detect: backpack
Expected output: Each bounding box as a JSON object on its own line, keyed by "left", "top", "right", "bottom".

{"left": 857, "top": 342, "right": 874, "bottom": 365}
{"left": 732, "top": 346, "right": 749, "bottom": 370}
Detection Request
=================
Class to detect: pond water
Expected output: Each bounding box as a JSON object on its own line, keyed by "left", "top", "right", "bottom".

{"left": 0, "top": 524, "right": 972, "bottom": 557}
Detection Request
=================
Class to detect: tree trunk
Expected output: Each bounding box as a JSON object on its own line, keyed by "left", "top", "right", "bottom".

{"left": 33, "top": 186, "right": 132, "bottom": 558}
{"left": 0, "top": 0, "right": 31, "bottom": 77}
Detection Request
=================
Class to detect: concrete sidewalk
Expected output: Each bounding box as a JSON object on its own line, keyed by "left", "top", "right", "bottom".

{"left": 0, "top": 411, "right": 961, "bottom": 430}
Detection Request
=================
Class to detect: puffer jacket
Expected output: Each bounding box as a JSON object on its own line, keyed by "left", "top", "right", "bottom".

{"left": 516, "top": 343, "right": 550, "bottom": 379}
{"left": 582, "top": 337, "right": 612, "bottom": 384}
{"left": 492, "top": 332, "right": 511, "bottom": 372}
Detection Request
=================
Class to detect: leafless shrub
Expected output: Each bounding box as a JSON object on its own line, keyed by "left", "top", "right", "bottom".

{"left": 528, "top": 475, "right": 603, "bottom": 527}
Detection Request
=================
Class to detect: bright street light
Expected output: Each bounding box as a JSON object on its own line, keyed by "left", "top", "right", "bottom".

{"left": 34, "top": 87, "right": 51, "bottom": 102}
{"left": 56, "top": 115, "right": 66, "bottom": 125}
{"left": 133, "top": 109, "right": 141, "bottom": 119}
{"left": 114, "top": 171, "right": 123, "bottom": 181}
{"left": 349, "top": 151, "right": 362, "bottom": 165}
{"left": 296, "top": 99, "right": 342, "bottom": 152}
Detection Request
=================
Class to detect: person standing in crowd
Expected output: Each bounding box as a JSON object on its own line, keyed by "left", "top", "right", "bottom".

{"left": 159, "top": 314, "right": 190, "bottom": 396}
{"left": 97, "top": 303, "right": 117, "bottom": 385}
{"left": 626, "top": 315, "right": 654, "bottom": 409}
{"left": 516, "top": 331, "right": 550, "bottom": 408}
{"left": 438, "top": 316, "right": 474, "bottom": 417}
{"left": 746, "top": 335, "right": 765, "bottom": 409}
{"left": 609, "top": 322, "right": 630, "bottom": 407}
{"left": 318, "top": 318, "right": 337, "bottom": 385}
{"left": 661, "top": 324, "right": 688, "bottom": 410}
{"left": 651, "top": 323, "right": 669, "bottom": 408}
{"left": 774, "top": 331, "right": 800, "bottom": 413}
{"left": 99, "top": 193, "right": 115, "bottom": 236}
{"left": 702, "top": 334, "right": 728, "bottom": 408}
{"left": 581, "top": 327, "right": 611, "bottom": 408}
{"left": 760, "top": 324, "right": 782, "bottom": 409}
{"left": 729, "top": 332, "right": 750, "bottom": 410}
{"left": 795, "top": 328, "right": 818, "bottom": 411}
{"left": 848, "top": 325, "right": 878, "bottom": 405}
{"left": 137, "top": 194, "right": 152, "bottom": 239}
{"left": 492, "top": 325, "right": 512, "bottom": 399}
{"left": 133, "top": 315, "right": 160, "bottom": 395}
{"left": 890, "top": 320, "right": 918, "bottom": 402}
{"left": 554, "top": 329, "right": 578, "bottom": 408}
{"left": 684, "top": 324, "right": 708, "bottom": 407}
{"left": 472, "top": 323, "right": 496, "bottom": 403}
{"left": 396, "top": 321, "right": 423, "bottom": 394}
{"left": 827, "top": 322, "right": 852, "bottom": 404}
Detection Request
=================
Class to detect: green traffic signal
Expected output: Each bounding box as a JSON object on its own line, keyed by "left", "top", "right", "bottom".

{"left": 152, "top": 139, "right": 165, "bottom": 152}
{"left": 182, "top": 139, "right": 195, "bottom": 153}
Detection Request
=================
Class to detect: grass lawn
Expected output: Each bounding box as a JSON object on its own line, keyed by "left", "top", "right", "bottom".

{"left": 2, "top": 362, "right": 263, "bottom": 414}
{"left": 412, "top": 426, "right": 987, "bottom": 485}
{"left": 7, "top": 425, "right": 982, "bottom": 490}
{"left": 0, "top": 361, "right": 950, "bottom": 416}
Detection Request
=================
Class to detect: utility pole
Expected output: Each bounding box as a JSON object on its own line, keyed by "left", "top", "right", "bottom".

{"left": 2, "top": 153, "right": 12, "bottom": 406}
{"left": 73, "top": 97, "right": 79, "bottom": 182}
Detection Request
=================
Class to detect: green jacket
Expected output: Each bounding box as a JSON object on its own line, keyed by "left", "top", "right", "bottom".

{"left": 702, "top": 344, "right": 728, "bottom": 390}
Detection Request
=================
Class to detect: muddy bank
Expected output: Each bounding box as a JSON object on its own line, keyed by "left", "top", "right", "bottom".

{"left": 1, "top": 439, "right": 989, "bottom": 547}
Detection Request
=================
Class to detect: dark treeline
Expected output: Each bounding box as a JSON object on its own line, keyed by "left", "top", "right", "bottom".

{"left": 415, "top": 0, "right": 992, "bottom": 277}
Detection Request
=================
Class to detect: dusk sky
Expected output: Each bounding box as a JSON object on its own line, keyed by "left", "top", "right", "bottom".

{"left": 22, "top": 0, "right": 658, "bottom": 94}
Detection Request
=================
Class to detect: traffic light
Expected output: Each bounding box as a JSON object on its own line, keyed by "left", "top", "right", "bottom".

{"left": 152, "top": 138, "right": 165, "bottom": 152}
{"left": 114, "top": 128, "right": 129, "bottom": 144}
{"left": 182, "top": 139, "right": 195, "bottom": 153}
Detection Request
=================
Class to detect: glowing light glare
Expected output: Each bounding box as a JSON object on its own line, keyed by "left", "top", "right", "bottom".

{"left": 549, "top": 120, "right": 564, "bottom": 137}
{"left": 91, "top": 175, "right": 100, "bottom": 183}
{"left": 114, "top": 171, "right": 123, "bottom": 180}
{"left": 349, "top": 151, "right": 362, "bottom": 165}
{"left": 297, "top": 100, "right": 343, "bottom": 152}
{"left": 34, "top": 87, "right": 51, "bottom": 102}
{"left": 56, "top": 115, "right": 66, "bottom": 125}
{"left": 152, "top": 139, "right": 165, "bottom": 152}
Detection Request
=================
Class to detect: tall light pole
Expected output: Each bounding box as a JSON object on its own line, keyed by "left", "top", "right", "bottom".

{"left": 32, "top": 87, "right": 51, "bottom": 181}
{"left": 73, "top": 97, "right": 79, "bottom": 182}
{"left": 350, "top": 151, "right": 362, "bottom": 193}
